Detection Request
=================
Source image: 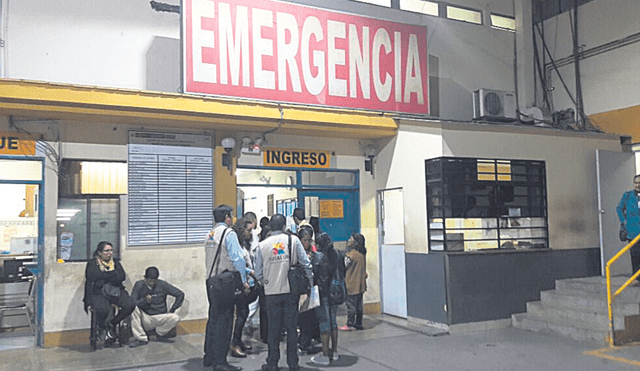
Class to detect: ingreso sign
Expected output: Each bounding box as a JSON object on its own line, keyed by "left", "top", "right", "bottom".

{"left": 183, "top": 0, "right": 428, "bottom": 114}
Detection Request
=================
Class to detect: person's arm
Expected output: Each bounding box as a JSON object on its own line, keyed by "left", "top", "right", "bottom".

{"left": 294, "top": 237, "right": 313, "bottom": 287}
{"left": 225, "top": 230, "right": 248, "bottom": 285}
{"left": 131, "top": 280, "right": 148, "bottom": 309}
{"left": 162, "top": 281, "right": 185, "bottom": 313}
{"left": 254, "top": 245, "right": 264, "bottom": 282}
{"left": 617, "top": 191, "right": 628, "bottom": 224}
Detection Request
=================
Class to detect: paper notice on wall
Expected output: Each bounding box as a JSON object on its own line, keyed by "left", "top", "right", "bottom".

{"left": 60, "top": 231, "right": 74, "bottom": 260}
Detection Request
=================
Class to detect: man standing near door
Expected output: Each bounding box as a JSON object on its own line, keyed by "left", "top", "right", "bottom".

{"left": 617, "top": 174, "right": 640, "bottom": 280}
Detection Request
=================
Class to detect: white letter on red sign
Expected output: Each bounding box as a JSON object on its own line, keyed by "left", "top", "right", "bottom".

{"left": 218, "top": 3, "right": 249, "bottom": 86}
{"left": 372, "top": 28, "right": 392, "bottom": 102}
{"left": 404, "top": 34, "right": 424, "bottom": 104}
{"left": 394, "top": 31, "right": 402, "bottom": 103}
{"left": 277, "top": 12, "right": 302, "bottom": 92}
{"left": 301, "top": 16, "right": 325, "bottom": 96}
{"left": 193, "top": 0, "right": 217, "bottom": 84}
{"left": 327, "top": 20, "right": 347, "bottom": 97}
{"left": 252, "top": 8, "right": 275, "bottom": 90}
{"left": 349, "top": 24, "right": 370, "bottom": 99}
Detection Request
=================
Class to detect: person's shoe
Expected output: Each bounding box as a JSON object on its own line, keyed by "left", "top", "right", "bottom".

{"left": 310, "top": 355, "right": 330, "bottom": 366}
{"left": 229, "top": 345, "right": 247, "bottom": 358}
{"left": 261, "top": 364, "right": 278, "bottom": 371}
{"left": 354, "top": 325, "right": 364, "bottom": 330}
{"left": 213, "top": 364, "right": 243, "bottom": 371}
{"left": 332, "top": 351, "right": 339, "bottom": 361}
{"left": 238, "top": 340, "right": 252, "bottom": 351}
{"left": 128, "top": 339, "right": 148, "bottom": 348}
{"left": 338, "top": 325, "right": 355, "bottom": 331}
{"left": 156, "top": 333, "right": 174, "bottom": 343}
{"left": 105, "top": 323, "right": 117, "bottom": 340}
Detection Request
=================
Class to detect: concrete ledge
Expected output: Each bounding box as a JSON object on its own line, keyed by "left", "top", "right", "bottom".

{"left": 43, "top": 318, "right": 207, "bottom": 348}
{"left": 364, "top": 301, "right": 381, "bottom": 315}
{"left": 449, "top": 319, "right": 511, "bottom": 334}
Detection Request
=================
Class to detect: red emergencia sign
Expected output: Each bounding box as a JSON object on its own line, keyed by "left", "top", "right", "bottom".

{"left": 183, "top": 0, "right": 429, "bottom": 114}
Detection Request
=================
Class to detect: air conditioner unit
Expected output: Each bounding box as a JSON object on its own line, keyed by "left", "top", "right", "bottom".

{"left": 473, "top": 89, "right": 517, "bottom": 121}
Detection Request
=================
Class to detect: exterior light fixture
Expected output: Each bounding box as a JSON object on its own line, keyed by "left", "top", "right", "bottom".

{"left": 221, "top": 137, "right": 236, "bottom": 171}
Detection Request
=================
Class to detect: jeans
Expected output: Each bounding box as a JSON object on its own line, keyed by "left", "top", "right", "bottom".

{"left": 265, "top": 293, "right": 299, "bottom": 369}
{"left": 88, "top": 290, "right": 136, "bottom": 328}
{"left": 631, "top": 240, "right": 640, "bottom": 276}
{"left": 346, "top": 293, "right": 364, "bottom": 329}
{"left": 232, "top": 300, "right": 249, "bottom": 346}
{"left": 203, "top": 297, "right": 235, "bottom": 367}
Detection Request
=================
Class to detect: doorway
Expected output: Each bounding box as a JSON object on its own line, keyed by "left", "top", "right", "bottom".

{"left": 0, "top": 156, "right": 44, "bottom": 348}
{"left": 236, "top": 167, "right": 360, "bottom": 245}
{"left": 378, "top": 188, "right": 407, "bottom": 318}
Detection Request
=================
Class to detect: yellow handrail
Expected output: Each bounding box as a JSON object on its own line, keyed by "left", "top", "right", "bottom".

{"left": 605, "top": 233, "right": 640, "bottom": 346}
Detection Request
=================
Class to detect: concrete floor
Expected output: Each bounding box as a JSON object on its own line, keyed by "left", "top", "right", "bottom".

{"left": 1, "top": 315, "right": 640, "bottom": 371}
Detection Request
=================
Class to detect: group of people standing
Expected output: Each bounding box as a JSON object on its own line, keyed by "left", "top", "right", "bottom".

{"left": 205, "top": 205, "right": 368, "bottom": 371}
{"left": 81, "top": 204, "right": 367, "bottom": 371}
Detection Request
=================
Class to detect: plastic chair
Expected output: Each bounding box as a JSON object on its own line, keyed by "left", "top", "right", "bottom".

{"left": 0, "top": 276, "right": 36, "bottom": 334}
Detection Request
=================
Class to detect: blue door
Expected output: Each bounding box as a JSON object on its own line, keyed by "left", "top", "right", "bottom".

{"left": 298, "top": 189, "right": 360, "bottom": 242}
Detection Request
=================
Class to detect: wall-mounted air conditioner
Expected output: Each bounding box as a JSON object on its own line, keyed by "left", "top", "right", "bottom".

{"left": 473, "top": 89, "right": 517, "bottom": 120}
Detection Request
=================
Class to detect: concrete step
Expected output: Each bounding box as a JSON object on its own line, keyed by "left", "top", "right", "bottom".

{"left": 540, "top": 290, "right": 640, "bottom": 316}
{"left": 556, "top": 277, "right": 640, "bottom": 302}
{"left": 512, "top": 312, "right": 609, "bottom": 343}
{"left": 525, "top": 301, "right": 626, "bottom": 331}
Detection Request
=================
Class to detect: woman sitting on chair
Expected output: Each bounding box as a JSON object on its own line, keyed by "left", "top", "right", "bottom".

{"left": 83, "top": 241, "right": 135, "bottom": 341}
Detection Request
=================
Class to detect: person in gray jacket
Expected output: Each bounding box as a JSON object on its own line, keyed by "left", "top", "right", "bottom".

{"left": 254, "top": 214, "right": 313, "bottom": 371}
{"left": 129, "top": 266, "right": 184, "bottom": 347}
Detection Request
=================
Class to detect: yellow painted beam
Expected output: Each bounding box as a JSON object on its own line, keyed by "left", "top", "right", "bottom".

{"left": 589, "top": 105, "right": 640, "bottom": 143}
{"left": 0, "top": 79, "right": 397, "bottom": 139}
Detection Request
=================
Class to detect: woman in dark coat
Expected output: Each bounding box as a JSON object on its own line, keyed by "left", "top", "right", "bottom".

{"left": 83, "top": 241, "right": 136, "bottom": 340}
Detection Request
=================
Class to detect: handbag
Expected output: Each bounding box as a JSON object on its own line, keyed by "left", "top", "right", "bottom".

{"left": 287, "top": 234, "right": 311, "bottom": 295}
{"left": 299, "top": 285, "right": 320, "bottom": 312}
{"left": 239, "top": 281, "right": 261, "bottom": 304}
{"left": 101, "top": 283, "right": 121, "bottom": 300}
{"left": 206, "top": 228, "right": 244, "bottom": 305}
{"left": 329, "top": 258, "right": 347, "bottom": 305}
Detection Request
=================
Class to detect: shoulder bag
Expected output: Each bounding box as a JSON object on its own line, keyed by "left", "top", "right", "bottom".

{"left": 329, "top": 252, "right": 347, "bottom": 305}
{"left": 206, "top": 228, "right": 244, "bottom": 305}
{"left": 287, "top": 234, "right": 311, "bottom": 295}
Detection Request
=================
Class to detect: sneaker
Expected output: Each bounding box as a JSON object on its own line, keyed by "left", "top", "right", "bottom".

{"left": 332, "top": 352, "right": 339, "bottom": 361}
{"left": 128, "top": 339, "right": 148, "bottom": 348}
{"left": 310, "top": 355, "right": 330, "bottom": 366}
{"left": 338, "top": 325, "right": 355, "bottom": 331}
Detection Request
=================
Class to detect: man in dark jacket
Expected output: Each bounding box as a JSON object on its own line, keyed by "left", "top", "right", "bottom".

{"left": 129, "top": 266, "right": 184, "bottom": 347}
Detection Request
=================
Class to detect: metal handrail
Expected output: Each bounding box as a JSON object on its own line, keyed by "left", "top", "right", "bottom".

{"left": 605, "top": 233, "right": 640, "bottom": 346}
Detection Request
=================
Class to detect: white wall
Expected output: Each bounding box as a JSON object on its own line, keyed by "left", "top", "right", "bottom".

{"left": 541, "top": 0, "right": 640, "bottom": 115}
{"left": 441, "top": 123, "right": 622, "bottom": 249}
{"left": 5, "top": 0, "right": 518, "bottom": 121}
{"left": 375, "top": 122, "right": 443, "bottom": 253}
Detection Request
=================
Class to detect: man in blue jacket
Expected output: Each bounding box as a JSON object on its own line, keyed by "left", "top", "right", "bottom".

{"left": 129, "top": 266, "right": 184, "bottom": 347}
{"left": 617, "top": 175, "right": 640, "bottom": 278}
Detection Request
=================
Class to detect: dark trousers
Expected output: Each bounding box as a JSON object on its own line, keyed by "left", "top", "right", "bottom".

{"left": 265, "top": 293, "right": 299, "bottom": 369}
{"left": 89, "top": 290, "right": 136, "bottom": 327}
{"left": 298, "top": 308, "right": 319, "bottom": 348}
{"left": 259, "top": 293, "right": 268, "bottom": 342}
{"left": 631, "top": 240, "right": 640, "bottom": 276}
{"left": 231, "top": 300, "right": 249, "bottom": 346}
{"left": 204, "top": 298, "right": 235, "bottom": 367}
{"left": 346, "top": 293, "right": 364, "bottom": 329}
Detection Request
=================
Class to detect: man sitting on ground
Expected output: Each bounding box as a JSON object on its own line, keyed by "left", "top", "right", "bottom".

{"left": 129, "top": 266, "right": 185, "bottom": 347}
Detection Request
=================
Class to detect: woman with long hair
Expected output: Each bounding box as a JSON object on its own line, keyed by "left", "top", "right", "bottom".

{"left": 229, "top": 217, "right": 256, "bottom": 357}
{"left": 310, "top": 232, "right": 343, "bottom": 366}
{"left": 339, "top": 233, "right": 367, "bottom": 331}
{"left": 296, "top": 225, "right": 320, "bottom": 354}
